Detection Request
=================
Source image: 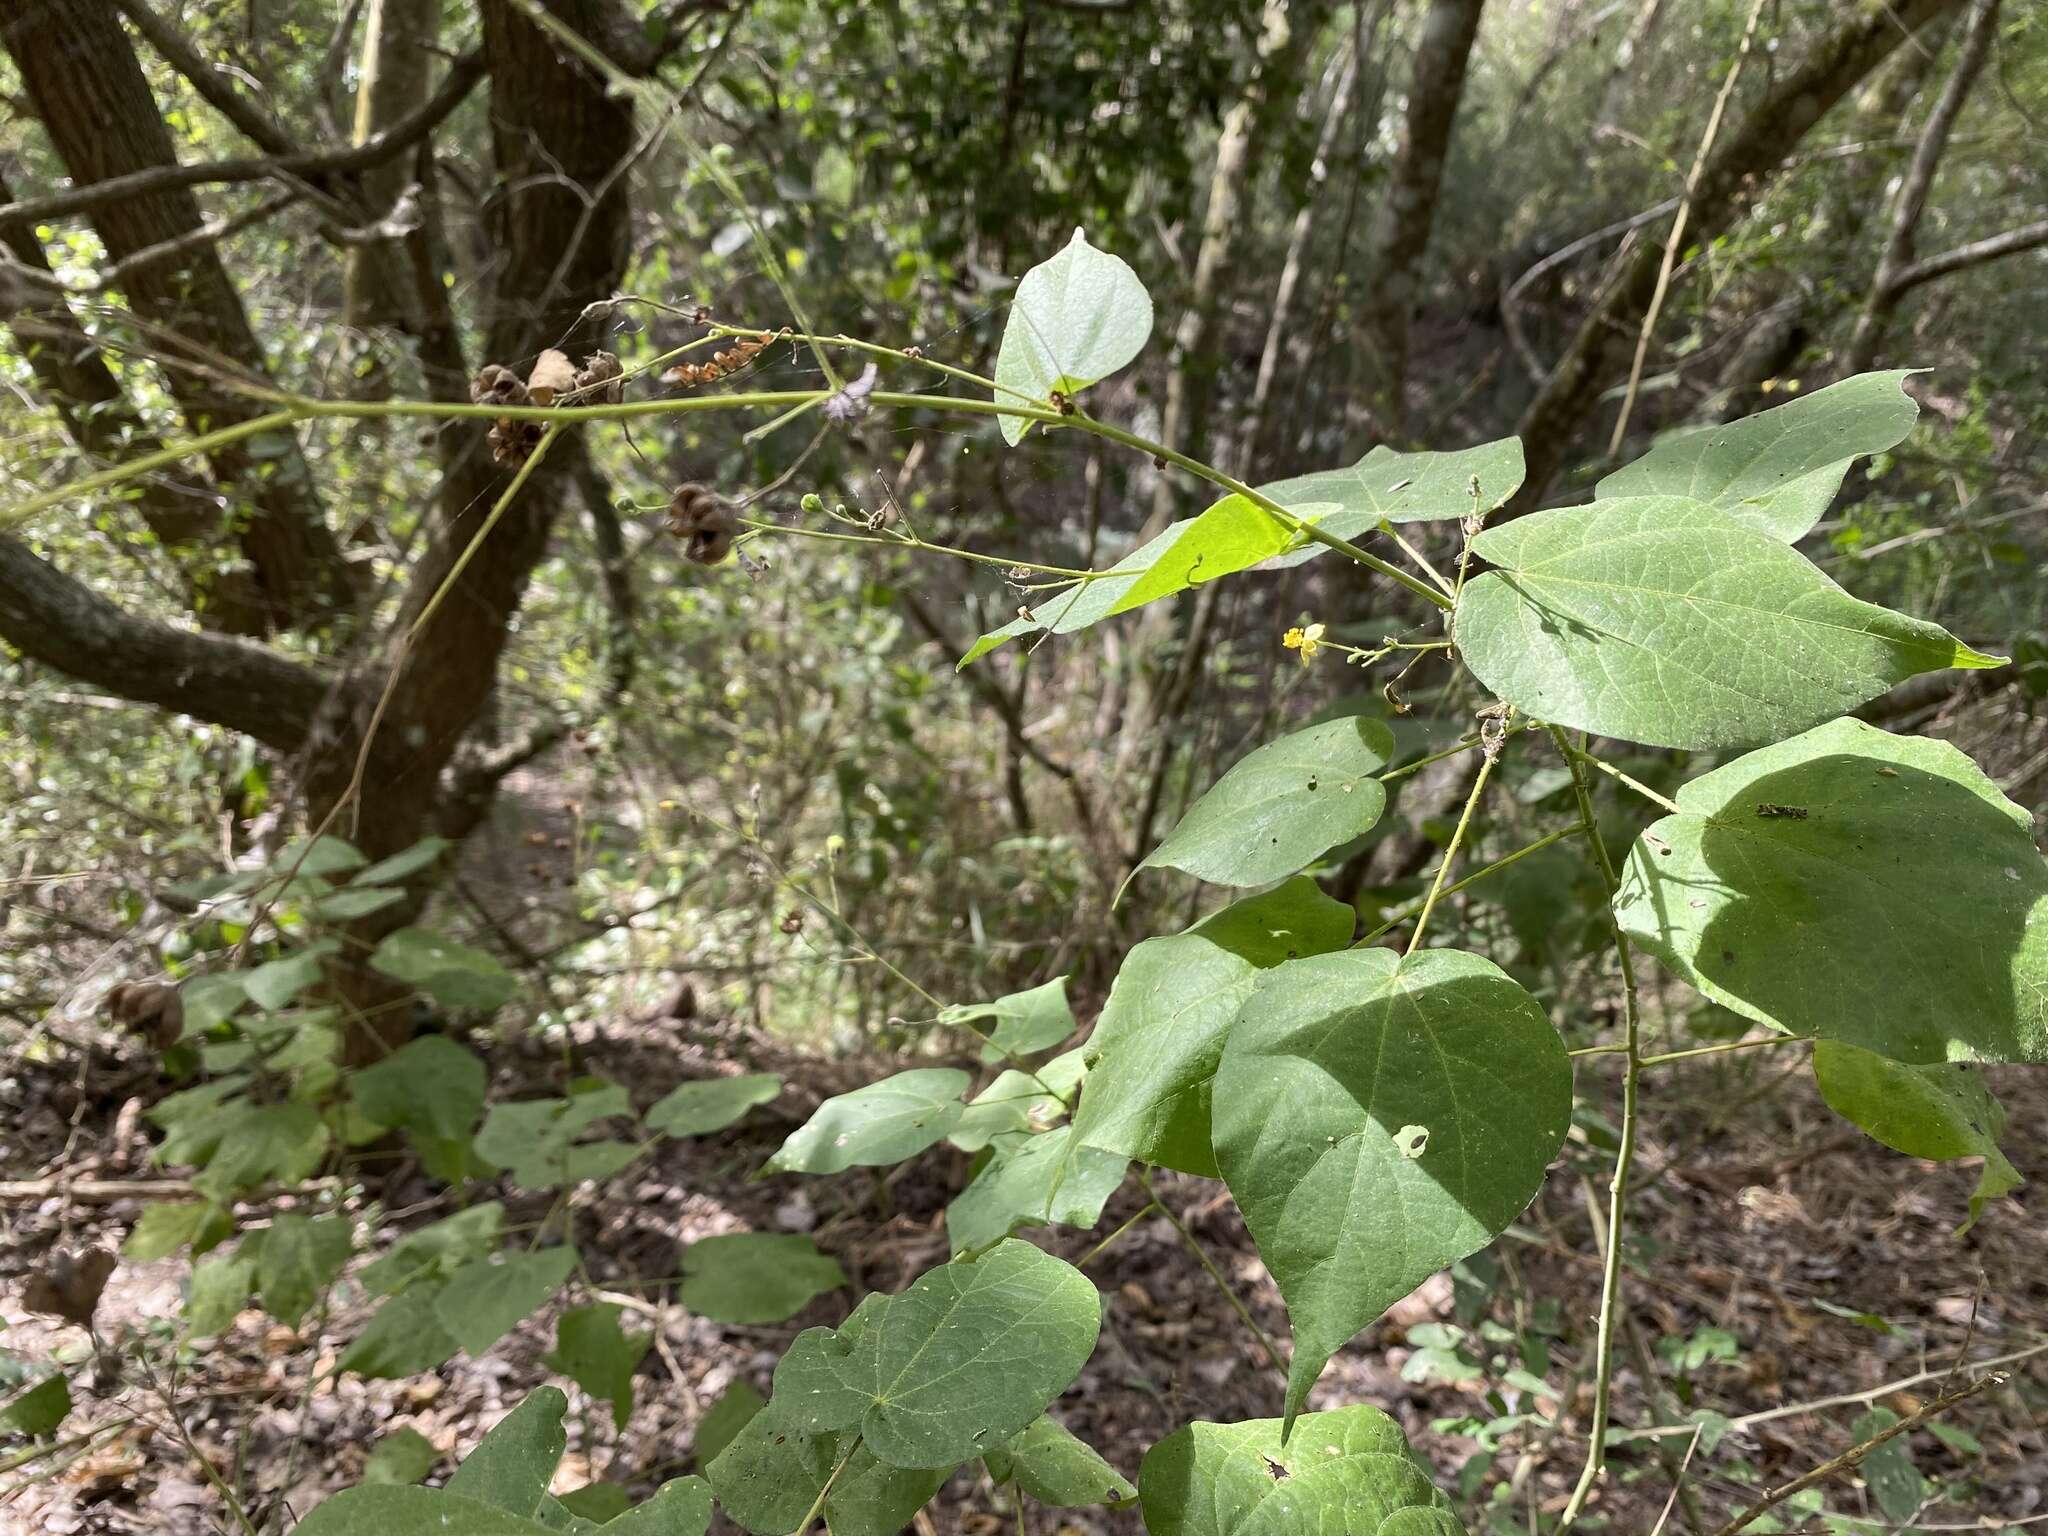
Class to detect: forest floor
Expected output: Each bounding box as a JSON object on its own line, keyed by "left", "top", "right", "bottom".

{"left": 3, "top": 999, "right": 2046, "bottom": 1536}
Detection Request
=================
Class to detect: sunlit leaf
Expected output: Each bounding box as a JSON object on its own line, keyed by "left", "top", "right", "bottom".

{"left": 1455, "top": 497, "right": 2001, "bottom": 749}
{"left": 940, "top": 977, "right": 1075, "bottom": 1063}
{"left": 1597, "top": 370, "right": 1920, "bottom": 540}
{"left": 370, "top": 928, "right": 517, "bottom": 1011}
{"left": 764, "top": 1068, "right": 970, "bottom": 1175}
{"left": 992, "top": 228, "right": 1152, "bottom": 444}
{"left": 1140, "top": 717, "right": 1394, "bottom": 887}
{"left": 1213, "top": 948, "right": 1570, "bottom": 1428}
{"left": 1259, "top": 435, "right": 1526, "bottom": 547}
{"left": 945, "top": 1126, "right": 1126, "bottom": 1252}
{"left": 645, "top": 1074, "right": 782, "bottom": 1138}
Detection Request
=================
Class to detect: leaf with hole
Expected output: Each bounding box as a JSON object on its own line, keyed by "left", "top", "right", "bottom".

{"left": 764, "top": 1068, "right": 970, "bottom": 1174}
{"left": 940, "top": 977, "right": 1075, "bottom": 1063}
{"left": 678, "top": 1233, "right": 847, "bottom": 1324}
{"left": 1813, "top": 1042, "right": 2022, "bottom": 1233}
{"left": 1454, "top": 497, "right": 2001, "bottom": 750}
{"left": 645, "top": 1074, "right": 782, "bottom": 1138}
{"left": 985, "top": 1415, "right": 1136, "bottom": 1508}
{"left": 1138, "top": 1405, "right": 1457, "bottom": 1536}
{"left": 1212, "top": 947, "right": 1570, "bottom": 1428}
{"left": 992, "top": 227, "right": 1151, "bottom": 444}
{"left": 771, "top": 1239, "right": 1100, "bottom": 1468}
{"left": 1140, "top": 717, "right": 1394, "bottom": 887}
{"left": 1072, "top": 878, "right": 1354, "bottom": 1177}
{"left": 1597, "top": 370, "right": 1920, "bottom": 540}
{"left": 1614, "top": 718, "right": 2048, "bottom": 1065}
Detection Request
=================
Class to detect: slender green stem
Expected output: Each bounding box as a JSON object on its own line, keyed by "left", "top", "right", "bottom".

{"left": 715, "top": 322, "right": 1020, "bottom": 402}
{"left": 1077, "top": 1200, "right": 1161, "bottom": 1269}
{"left": 3, "top": 406, "right": 307, "bottom": 528}
{"left": 1566, "top": 742, "right": 1683, "bottom": 816}
{"left": 1355, "top": 823, "right": 1580, "bottom": 948}
{"left": 1376, "top": 518, "right": 1456, "bottom": 598}
{"left": 1070, "top": 411, "right": 1453, "bottom": 611}
{"left": 1403, "top": 726, "right": 1507, "bottom": 958}
{"left": 796, "top": 1439, "right": 860, "bottom": 1534}
{"left": 738, "top": 517, "right": 1098, "bottom": 579}
{"left": 1135, "top": 1168, "right": 1288, "bottom": 1387}
{"left": 1638, "top": 1035, "right": 1808, "bottom": 1068}
{"left": 1550, "top": 726, "right": 1644, "bottom": 1533}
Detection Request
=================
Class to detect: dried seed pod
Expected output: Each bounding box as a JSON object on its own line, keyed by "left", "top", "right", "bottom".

{"left": 488, "top": 419, "right": 544, "bottom": 465}
{"left": 470, "top": 363, "right": 529, "bottom": 407}
{"left": 107, "top": 981, "right": 184, "bottom": 1051}
{"left": 780, "top": 909, "right": 805, "bottom": 934}
{"left": 525, "top": 347, "right": 577, "bottom": 405}
{"left": 665, "top": 482, "right": 737, "bottom": 566}
{"left": 572, "top": 350, "right": 625, "bottom": 404}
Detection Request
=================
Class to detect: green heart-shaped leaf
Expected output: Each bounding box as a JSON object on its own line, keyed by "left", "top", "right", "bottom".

{"left": 1455, "top": 497, "right": 2001, "bottom": 750}
{"left": 765, "top": 1068, "right": 970, "bottom": 1174}
{"left": 1213, "top": 948, "right": 1570, "bottom": 1428}
{"left": 678, "top": 1233, "right": 847, "bottom": 1324}
{"left": 645, "top": 1074, "right": 782, "bottom": 1138}
{"left": 992, "top": 228, "right": 1151, "bottom": 444}
{"left": 771, "top": 1239, "right": 1100, "bottom": 1468}
{"left": 1614, "top": 717, "right": 2048, "bottom": 1064}
{"left": 1141, "top": 717, "right": 1394, "bottom": 887}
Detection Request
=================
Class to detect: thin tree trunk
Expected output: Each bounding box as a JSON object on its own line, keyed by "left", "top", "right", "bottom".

{"left": 1509, "top": 0, "right": 1964, "bottom": 514}
{"left": 0, "top": 0, "right": 351, "bottom": 633}
{"left": 345, "top": 0, "right": 439, "bottom": 331}
{"left": 1845, "top": 0, "right": 2000, "bottom": 374}
{"left": 1360, "top": 0, "right": 1487, "bottom": 437}
{"left": 1247, "top": 31, "right": 1362, "bottom": 464}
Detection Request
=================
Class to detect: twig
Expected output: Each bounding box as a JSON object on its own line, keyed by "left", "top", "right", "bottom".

{"left": 1706, "top": 1372, "right": 2006, "bottom": 1536}
{"left": 1135, "top": 1169, "right": 1288, "bottom": 1388}
{"left": 1608, "top": 0, "right": 1768, "bottom": 454}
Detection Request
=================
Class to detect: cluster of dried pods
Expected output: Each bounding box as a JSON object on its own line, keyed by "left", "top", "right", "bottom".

{"left": 665, "top": 482, "right": 736, "bottom": 565}
{"left": 660, "top": 330, "right": 777, "bottom": 388}
{"left": 469, "top": 347, "right": 626, "bottom": 463}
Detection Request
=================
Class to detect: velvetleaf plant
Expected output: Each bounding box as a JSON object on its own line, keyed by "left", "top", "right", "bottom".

{"left": 23, "top": 225, "right": 2035, "bottom": 1536}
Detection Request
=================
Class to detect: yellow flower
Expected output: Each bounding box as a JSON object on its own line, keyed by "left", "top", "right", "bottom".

{"left": 1283, "top": 622, "right": 1325, "bottom": 665}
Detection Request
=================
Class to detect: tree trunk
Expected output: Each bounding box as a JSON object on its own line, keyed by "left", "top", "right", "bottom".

{"left": 1509, "top": 0, "right": 1964, "bottom": 513}
{"left": 344, "top": 0, "right": 440, "bottom": 331}
{"left": 1360, "top": 0, "right": 1487, "bottom": 437}
{"left": 0, "top": 0, "right": 351, "bottom": 633}
{"left": 1844, "top": 0, "right": 2000, "bottom": 374}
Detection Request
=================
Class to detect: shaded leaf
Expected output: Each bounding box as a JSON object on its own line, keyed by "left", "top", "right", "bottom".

{"left": 544, "top": 1304, "right": 650, "bottom": 1430}
{"left": 1072, "top": 878, "right": 1354, "bottom": 1177}
{"left": 1138, "top": 1406, "right": 1457, "bottom": 1536}
{"left": 1814, "top": 1042, "right": 2023, "bottom": 1233}
{"left": 364, "top": 1426, "right": 440, "bottom": 1485}
{"left": 447, "top": 1386, "right": 569, "bottom": 1516}
{"left": 772, "top": 1239, "right": 1100, "bottom": 1468}
{"left": 985, "top": 1415, "right": 1136, "bottom": 1508}
{"left": 370, "top": 928, "right": 517, "bottom": 1011}
{"left": 600, "top": 1477, "right": 713, "bottom": 1536}
{"left": 1614, "top": 718, "right": 2048, "bottom": 1064}
{"left": 340, "top": 1285, "right": 461, "bottom": 1378}
{"left": 1141, "top": 717, "right": 1394, "bottom": 887}
{"left": 293, "top": 1487, "right": 558, "bottom": 1536}
{"left": 186, "top": 1246, "right": 259, "bottom": 1337}
{"left": 693, "top": 1378, "right": 765, "bottom": 1468}
{"left": 1213, "top": 948, "right": 1570, "bottom": 1427}
{"left": 992, "top": 228, "right": 1151, "bottom": 445}
{"left": 706, "top": 1403, "right": 948, "bottom": 1536}
{"left": 361, "top": 1203, "right": 506, "bottom": 1296}
{"left": 352, "top": 1035, "right": 488, "bottom": 1140}
{"left": 645, "top": 1074, "right": 782, "bottom": 1138}
{"left": 435, "top": 1248, "right": 580, "bottom": 1357}
{"left": 258, "top": 1212, "right": 352, "bottom": 1328}
{"left": 945, "top": 1126, "right": 1126, "bottom": 1253}
{"left": 678, "top": 1233, "right": 846, "bottom": 1325}
{"left": 949, "top": 1049, "right": 1088, "bottom": 1154}
{"left": 123, "top": 1201, "right": 230, "bottom": 1262}
{"left": 244, "top": 940, "right": 338, "bottom": 1011}
{"left": 1260, "top": 435, "right": 1526, "bottom": 545}
{"left": 475, "top": 1084, "right": 638, "bottom": 1190}
{"left": 1455, "top": 497, "right": 2001, "bottom": 750}
{"left": 764, "top": 1068, "right": 970, "bottom": 1175}
{"left": 0, "top": 1374, "right": 70, "bottom": 1437}
{"left": 1597, "top": 370, "right": 1920, "bottom": 541}
{"left": 353, "top": 837, "right": 453, "bottom": 887}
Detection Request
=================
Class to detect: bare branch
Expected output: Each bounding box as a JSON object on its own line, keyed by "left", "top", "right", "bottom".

{"left": 0, "top": 536, "right": 327, "bottom": 751}
{"left": 107, "top": 0, "right": 299, "bottom": 157}
{"left": 0, "top": 48, "right": 484, "bottom": 228}
{"left": 1889, "top": 214, "right": 2048, "bottom": 293}
{"left": 0, "top": 190, "right": 300, "bottom": 297}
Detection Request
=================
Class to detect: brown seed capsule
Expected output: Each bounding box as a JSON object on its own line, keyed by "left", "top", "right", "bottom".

{"left": 572, "top": 349, "right": 625, "bottom": 405}
{"left": 470, "top": 363, "right": 529, "bottom": 407}
{"left": 666, "top": 482, "right": 737, "bottom": 566}
{"left": 780, "top": 909, "right": 805, "bottom": 934}
{"left": 525, "top": 347, "right": 577, "bottom": 405}
{"left": 107, "top": 980, "right": 183, "bottom": 1051}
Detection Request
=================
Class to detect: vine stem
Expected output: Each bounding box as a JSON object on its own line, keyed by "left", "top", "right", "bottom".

{"left": 1076, "top": 1200, "right": 1162, "bottom": 1269}
{"left": 1402, "top": 719, "right": 1508, "bottom": 958}
{"left": 795, "top": 1438, "right": 861, "bottom": 1534}
{"left": 1550, "top": 725, "right": 1644, "bottom": 1533}
{"left": 1354, "top": 823, "right": 1580, "bottom": 948}
{"left": 1565, "top": 740, "right": 1683, "bottom": 816}
{"left": 1134, "top": 1168, "right": 1288, "bottom": 1388}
